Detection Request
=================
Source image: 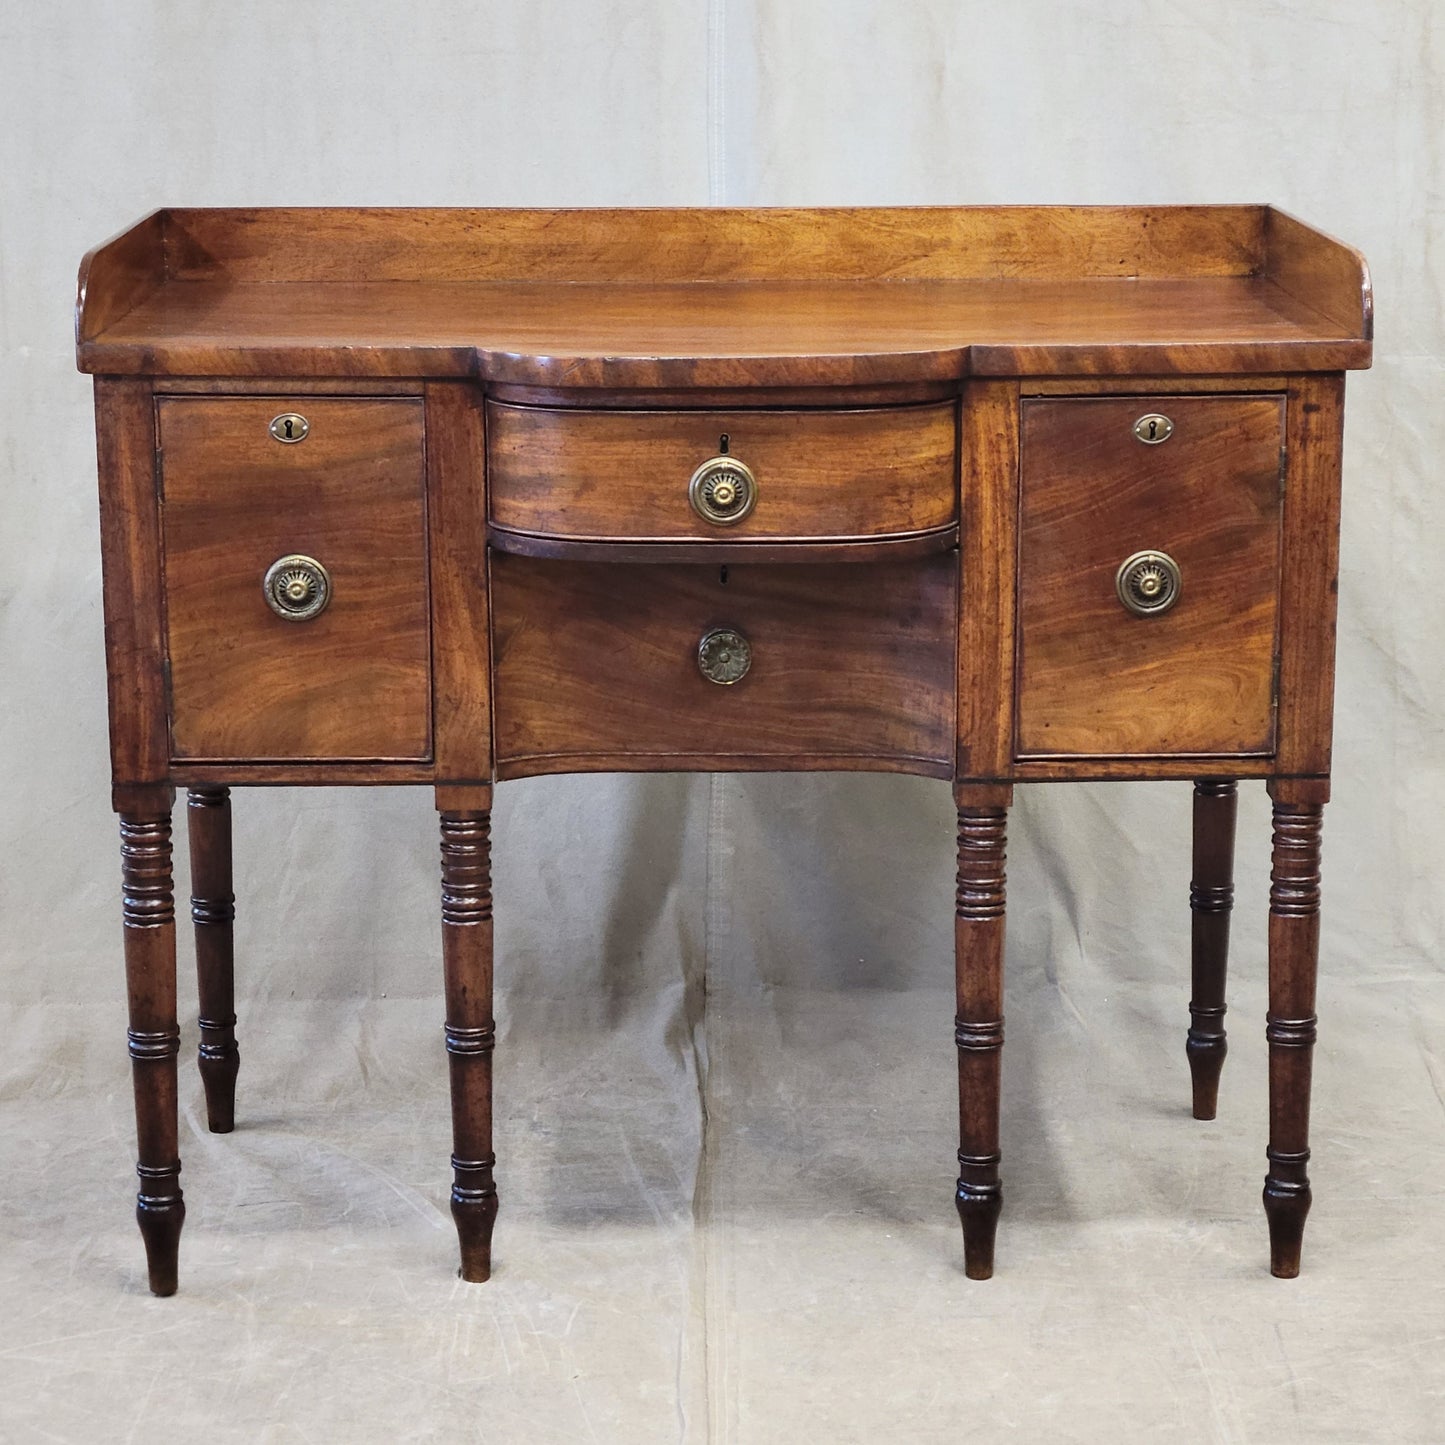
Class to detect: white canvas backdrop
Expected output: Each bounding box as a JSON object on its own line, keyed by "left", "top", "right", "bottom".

{"left": 1, "top": 4, "right": 1442, "bottom": 1441}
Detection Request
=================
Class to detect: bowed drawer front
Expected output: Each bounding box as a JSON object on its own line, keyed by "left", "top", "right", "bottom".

{"left": 1015, "top": 394, "right": 1286, "bottom": 759}
{"left": 486, "top": 401, "right": 958, "bottom": 545}
{"left": 490, "top": 553, "right": 957, "bottom": 777}
{"left": 158, "top": 397, "right": 432, "bottom": 762}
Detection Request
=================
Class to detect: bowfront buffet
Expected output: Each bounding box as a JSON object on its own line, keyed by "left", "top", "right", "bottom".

{"left": 75, "top": 206, "right": 1372, "bottom": 1294}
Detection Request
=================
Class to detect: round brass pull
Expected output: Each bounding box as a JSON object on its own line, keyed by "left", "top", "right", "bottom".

{"left": 697, "top": 627, "right": 751, "bottom": 685}
{"left": 263, "top": 554, "right": 331, "bottom": 621}
{"left": 1116, "top": 550, "right": 1181, "bottom": 617}
{"left": 689, "top": 456, "right": 757, "bottom": 525}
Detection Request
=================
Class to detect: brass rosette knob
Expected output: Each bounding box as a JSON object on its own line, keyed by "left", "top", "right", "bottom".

{"left": 697, "top": 627, "right": 752, "bottom": 685}
{"left": 689, "top": 456, "right": 758, "bottom": 525}
{"left": 263, "top": 554, "right": 332, "bottom": 621}
{"left": 1115, "top": 549, "right": 1181, "bottom": 617}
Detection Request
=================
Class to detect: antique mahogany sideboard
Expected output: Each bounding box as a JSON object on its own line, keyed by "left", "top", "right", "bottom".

{"left": 75, "top": 206, "right": 1372, "bottom": 1295}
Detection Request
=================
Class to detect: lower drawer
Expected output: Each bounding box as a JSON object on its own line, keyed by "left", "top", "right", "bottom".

{"left": 490, "top": 554, "right": 957, "bottom": 777}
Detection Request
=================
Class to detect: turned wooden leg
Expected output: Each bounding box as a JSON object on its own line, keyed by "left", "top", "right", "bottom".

{"left": 439, "top": 808, "right": 499, "bottom": 1281}
{"left": 121, "top": 813, "right": 185, "bottom": 1296}
{"left": 1263, "top": 792, "right": 1324, "bottom": 1278}
{"left": 188, "top": 787, "right": 239, "bottom": 1133}
{"left": 1187, "top": 778, "right": 1237, "bottom": 1120}
{"left": 954, "top": 794, "right": 1008, "bottom": 1280}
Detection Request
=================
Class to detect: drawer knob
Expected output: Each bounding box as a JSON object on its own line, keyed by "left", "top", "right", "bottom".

{"left": 697, "top": 627, "right": 752, "bottom": 685}
{"left": 263, "top": 554, "right": 331, "bottom": 621}
{"left": 1116, "top": 550, "right": 1181, "bottom": 617}
{"left": 689, "top": 456, "right": 757, "bottom": 525}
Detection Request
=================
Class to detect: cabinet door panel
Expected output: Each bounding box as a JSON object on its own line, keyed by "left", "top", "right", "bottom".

{"left": 159, "top": 397, "right": 430, "bottom": 761}
{"left": 1016, "top": 395, "right": 1283, "bottom": 757}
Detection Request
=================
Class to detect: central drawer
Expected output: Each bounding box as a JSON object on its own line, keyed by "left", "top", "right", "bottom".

{"left": 486, "top": 402, "right": 957, "bottom": 545}
{"left": 490, "top": 552, "right": 957, "bottom": 777}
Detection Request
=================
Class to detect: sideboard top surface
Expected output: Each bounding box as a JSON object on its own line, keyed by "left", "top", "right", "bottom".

{"left": 76, "top": 206, "right": 1372, "bottom": 386}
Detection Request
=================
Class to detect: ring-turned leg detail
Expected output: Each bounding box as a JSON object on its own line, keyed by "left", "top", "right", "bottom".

{"left": 1263, "top": 798, "right": 1323, "bottom": 1278}
{"left": 1188, "top": 779, "right": 1237, "bottom": 1120}
{"left": 188, "top": 787, "right": 239, "bottom": 1133}
{"left": 954, "top": 804, "right": 1008, "bottom": 1280}
{"left": 121, "top": 813, "right": 185, "bottom": 1296}
{"left": 439, "top": 810, "right": 499, "bottom": 1282}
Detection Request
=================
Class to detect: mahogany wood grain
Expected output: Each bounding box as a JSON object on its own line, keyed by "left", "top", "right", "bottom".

{"left": 1262, "top": 784, "right": 1324, "bottom": 1277}
{"left": 954, "top": 794, "right": 1010, "bottom": 1279}
{"left": 75, "top": 211, "right": 166, "bottom": 343}
{"left": 172, "top": 762, "right": 435, "bottom": 787}
{"left": 1265, "top": 209, "right": 1373, "bottom": 340}
{"left": 438, "top": 808, "right": 499, "bottom": 1282}
{"left": 159, "top": 397, "right": 432, "bottom": 761}
{"left": 1024, "top": 375, "right": 1294, "bottom": 396}
{"left": 957, "top": 381, "right": 1019, "bottom": 780}
{"left": 153, "top": 378, "right": 425, "bottom": 396}
{"left": 1012, "top": 757, "right": 1273, "bottom": 783}
{"left": 187, "top": 787, "right": 238, "bottom": 1134}
{"left": 1016, "top": 394, "right": 1284, "bottom": 758}
{"left": 487, "top": 528, "right": 959, "bottom": 566}
{"left": 490, "top": 555, "right": 956, "bottom": 777}
{"left": 152, "top": 205, "right": 1273, "bottom": 283}
{"left": 487, "top": 401, "right": 956, "bottom": 542}
{"left": 1188, "top": 779, "right": 1238, "bottom": 1121}
{"left": 121, "top": 813, "right": 184, "bottom": 1296}
{"left": 487, "top": 381, "right": 958, "bottom": 409}
{"left": 426, "top": 384, "right": 492, "bottom": 786}
{"left": 77, "top": 208, "right": 1372, "bottom": 384}
{"left": 79, "top": 277, "right": 1369, "bottom": 386}
{"left": 94, "top": 379, "right": 169, "bottom": 790}
{"left": 1274, "top": 375, "right": 1346, "bottom": 778}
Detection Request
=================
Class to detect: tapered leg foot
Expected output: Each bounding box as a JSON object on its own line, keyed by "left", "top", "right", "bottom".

{"left": 955, "top": 1165, "right": 1003, "bottom": 1280}
{"left": 1263, "top": 1164, "right": 1312, "bottom": 1279}
{"left": 954, "top": 792, "right": 1009, "bottom": 1280}
{"left": 188, "top": 787, "right": 239, "bottom": 1133}
{"left": 1188, "top": 779, "right": 1237, "bottom": 1120}
{"left": 439, "top": 805, "right": 499, "bottom": 1282}
{"left": 121, "top": 810, "right": 185, "bottom": 1296}
{"left": 1263, "top": 789, "right": 1323, "bottom": 1278}
{"left": 451, "top": 1155, "right": 500, "bottom": 1283}
{"left": 136, "top": 1172, "right": 186, "bottom": 1297}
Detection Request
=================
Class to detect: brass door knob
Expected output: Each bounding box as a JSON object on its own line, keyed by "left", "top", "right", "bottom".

{"left": 689, "top": 456, "right": 757, "bottom": 525}
{"left": 1116, "top": 550, "right": 1181, "bottom": 617}
{"left": 263, "top": 554, "right": 331, "bottom": 621}
{"left": 697, "top": 627, "right": 751, "bottom": 684}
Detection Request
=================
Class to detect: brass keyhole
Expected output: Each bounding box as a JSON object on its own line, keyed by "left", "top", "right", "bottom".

{"left": 269, "top": 412, "right": 310, "bottom": 444}
{"left": 1132, "top": 413, "right": 1174, "bottom": 445}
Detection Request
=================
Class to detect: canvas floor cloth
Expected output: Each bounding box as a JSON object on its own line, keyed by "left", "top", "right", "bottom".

{"left": 2, "top": 796, "right": 1444, "bottom": 1444}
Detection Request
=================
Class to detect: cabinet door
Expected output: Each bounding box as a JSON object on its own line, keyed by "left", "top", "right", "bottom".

{"left": 159, "top": 397, "right": 430, "bottom": 761}
{"left": 1016, "top": 395, "right": 1283, "bottom": 758}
